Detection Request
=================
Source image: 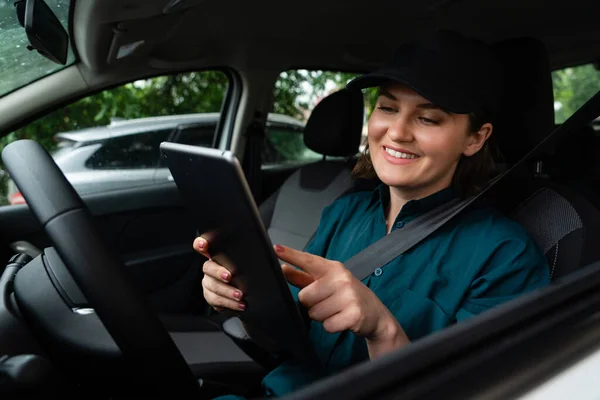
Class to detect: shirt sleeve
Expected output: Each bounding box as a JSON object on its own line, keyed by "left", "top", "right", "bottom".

{"left": 455, "top": 236, "right": 551, "bottom": 321}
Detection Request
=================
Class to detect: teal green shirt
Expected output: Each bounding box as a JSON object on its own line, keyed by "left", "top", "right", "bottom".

{"left": 219, "top": 185, "right": 550, "bottom": 399}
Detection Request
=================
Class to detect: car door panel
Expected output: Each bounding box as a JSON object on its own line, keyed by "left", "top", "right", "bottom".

{"left": 0, "top": 182, "right": 209, "bottom": 314}
{"left": 66, "top": 169, "right": 158, "bottom": 196}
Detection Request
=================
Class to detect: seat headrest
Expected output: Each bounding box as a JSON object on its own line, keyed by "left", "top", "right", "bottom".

{"left": 303, "top": 88, "right": 364, "bottom": 157}
{"left": 491, "top": 37, "right": 556, "bottom": 164}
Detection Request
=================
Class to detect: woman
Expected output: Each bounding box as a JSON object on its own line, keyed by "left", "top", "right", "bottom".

{"left": 194, "top": 30, "right": 551, "bottom": 398}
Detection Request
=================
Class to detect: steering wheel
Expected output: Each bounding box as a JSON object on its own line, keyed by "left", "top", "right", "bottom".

{"left": 2, "top": 140, "right": 203, "bottom": 398}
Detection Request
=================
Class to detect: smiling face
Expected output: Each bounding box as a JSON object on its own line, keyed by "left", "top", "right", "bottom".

{"left": 367, "top": 82, "right": 492, "bottom": 199}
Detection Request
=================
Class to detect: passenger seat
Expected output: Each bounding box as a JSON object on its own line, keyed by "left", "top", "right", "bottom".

{"left": 259, "top": 88, "right": 366, "bottom": 251}
{"left": 547, "top": 125, "right": 600, "bottom": 209}
{"left": 490, "top": 37, "right": 600, "bottom": 281}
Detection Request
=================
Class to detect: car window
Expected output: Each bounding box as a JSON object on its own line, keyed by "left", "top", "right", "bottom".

{"left": 176, "top": 125, "right": 216, "bottom": 147}
{"left": 85, "top": 130, "right": 171, "bottom": 170}
{"left": 548, "top": 63, "right": 600, "bottom": 212}
{"left": 264, "top": 69, "right": 375, "bottom": 167}
{"left": 263, "top": 125, "right": 321, "bottom": 165}
{"left": 0, "top": 70, "right": 230, "bottom": 205}
{"left": 0, "top": 0, "right": 76, "bottom": 98}
{"left": 553, "top": 63, "right": 600, "bottom": 123}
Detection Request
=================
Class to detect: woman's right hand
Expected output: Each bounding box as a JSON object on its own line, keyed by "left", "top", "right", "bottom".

{"left": 193, "top": 236, "right": 246, "bottom": 312}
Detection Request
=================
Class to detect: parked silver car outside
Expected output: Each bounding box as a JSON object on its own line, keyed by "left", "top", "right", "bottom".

{"left": 6, "top": 112, "right": 307, "bottom": 204}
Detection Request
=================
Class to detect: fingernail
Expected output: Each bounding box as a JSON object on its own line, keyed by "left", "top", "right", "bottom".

{"left": 197, "top": 240, "right": 205, "bottom": 250}
{"left": 274, "top": 244, "right": 284, "bottom": 253}
{"left": 221, "top": 272, "right": 230, "bottom": 281}
{"left": 233, "top": 290, "right": 242, "bottom": 299}
{"left": 238, "top": 303, "right": 246, "bottom": 311}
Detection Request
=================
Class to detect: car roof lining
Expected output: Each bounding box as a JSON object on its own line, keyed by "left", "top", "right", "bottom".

{"left": 73, "top": 0, "right": 600, "bottom": 75}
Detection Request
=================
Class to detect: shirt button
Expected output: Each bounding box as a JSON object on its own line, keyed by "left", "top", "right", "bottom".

{"left": 374, "top": 268, "right": 383, "bottom": 277}
{"left": 396, "top": 221, "right": 405, "bottom": 228}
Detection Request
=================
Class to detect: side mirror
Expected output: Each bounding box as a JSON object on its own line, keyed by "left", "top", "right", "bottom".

{"left": 14, "top": 0, "right": 69, "bottom": 65}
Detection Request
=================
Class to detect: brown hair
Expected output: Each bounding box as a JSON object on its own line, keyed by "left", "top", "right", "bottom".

{"left": 352, "top": 110, "right": 499, "bottom": 198}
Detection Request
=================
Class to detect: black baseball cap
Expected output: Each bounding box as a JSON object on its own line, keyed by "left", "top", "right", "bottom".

{"left": 347, "top": 30, "right": 502, "bottom": 117}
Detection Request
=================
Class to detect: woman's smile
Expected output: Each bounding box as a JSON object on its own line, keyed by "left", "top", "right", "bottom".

{"left": 382, "top": 145, "right": 420, "bottom": 165}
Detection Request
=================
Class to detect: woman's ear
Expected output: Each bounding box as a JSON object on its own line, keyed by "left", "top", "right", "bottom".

{"left": 463, "top": 123, "right": 493, "bottom": 157}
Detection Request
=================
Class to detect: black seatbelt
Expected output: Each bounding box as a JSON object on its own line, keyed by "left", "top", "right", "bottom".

{"left": 345, "top": 88, "right": 600, "bottom": 281}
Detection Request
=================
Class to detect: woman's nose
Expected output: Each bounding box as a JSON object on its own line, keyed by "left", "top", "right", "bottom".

{"left": 387, "top": 117, "right": 414, "bottom": 142}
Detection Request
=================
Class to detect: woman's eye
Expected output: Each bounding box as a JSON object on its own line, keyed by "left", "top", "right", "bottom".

{"left": 377, "top": 106, "right": 395, "bottom": 113}
{"left": 419, "top": 116, "right": 439, "bottom": 125}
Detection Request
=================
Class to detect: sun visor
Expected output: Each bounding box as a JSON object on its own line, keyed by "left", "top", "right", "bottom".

{"left": 106, "top": 13, "right": 183, "bottom": 65}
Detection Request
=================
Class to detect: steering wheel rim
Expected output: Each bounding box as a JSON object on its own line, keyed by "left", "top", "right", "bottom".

{"left": 2, "top": 140, "right": 202, "bottom": 397}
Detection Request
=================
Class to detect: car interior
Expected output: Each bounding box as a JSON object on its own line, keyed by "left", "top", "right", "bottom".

{"left": 2, "top": 0, "right": 600, "bottom": 399}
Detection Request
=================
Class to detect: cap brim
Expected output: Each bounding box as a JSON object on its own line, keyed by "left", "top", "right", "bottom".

{"left": 346, "top": 71, "right": 401, "bottom": 91}
{"left": 347, "top": 70, "right": 475, "bottom": 114}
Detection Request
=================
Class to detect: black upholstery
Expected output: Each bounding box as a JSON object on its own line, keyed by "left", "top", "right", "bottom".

{"left": 507, "top": 180, "right": 600, "bottom": 280}
{"left": 548, "top": 125, "right": 600, "bottom": 208}
{"left": 259, "top": 88, "right": 365, "bottom": 251}
{"left": 491, "top": 37, "right": 556, "bottom": 164}
{"left": 490, "top": 37, "right": 600, "bottom": 281}
{"left": 551, "top": 125, "right": 597, "bottom": 177}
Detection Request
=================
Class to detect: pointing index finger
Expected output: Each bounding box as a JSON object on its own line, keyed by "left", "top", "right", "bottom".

{"left": 274, "top": 244, "right": 329, "bottom": 279}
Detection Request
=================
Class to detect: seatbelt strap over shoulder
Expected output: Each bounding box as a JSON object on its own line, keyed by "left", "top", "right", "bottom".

{"left": 345, "top": 88, "right": 600, "bottom": 281}
{"left": 345, "top": 191, "right": 478, "bottom": 281}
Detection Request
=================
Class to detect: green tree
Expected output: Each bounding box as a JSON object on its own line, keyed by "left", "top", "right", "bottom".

{"left": 552, "top": 64, "right": 600, "bottom": 123}
{"left": 0, "top": 71, "right": 229, "bottom": 204}
{"left": 273, "top": 70, "right": 377, "bottom": 120}
{"left": 0, "top": 71, "right": 228, "bottom": 153}
{"left": 0, "top": 69, "right": 372, "bottom": 158}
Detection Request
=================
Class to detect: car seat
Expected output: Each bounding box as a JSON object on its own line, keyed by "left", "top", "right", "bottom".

{"left": 258, "top": 88, "right": 367, "bottom": 251}
{"left": 490, "top": 37, "right": 600, "bottom": 281}
{"left": 546, "top": 124, "right": 600, "bottom": 209}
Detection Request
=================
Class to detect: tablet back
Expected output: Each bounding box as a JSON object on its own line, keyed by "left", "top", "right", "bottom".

{"left": 160, "top": 142, "right": 316, "bottom": 363}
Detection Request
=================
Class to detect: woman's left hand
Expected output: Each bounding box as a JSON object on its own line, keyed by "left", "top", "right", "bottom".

{"left": 275, "top": 244, "right": 410, "bottom": 358}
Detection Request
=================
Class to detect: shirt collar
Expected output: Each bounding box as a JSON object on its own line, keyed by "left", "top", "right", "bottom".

{"left": 371, "top": 183, "right": 457, "bottom": 222}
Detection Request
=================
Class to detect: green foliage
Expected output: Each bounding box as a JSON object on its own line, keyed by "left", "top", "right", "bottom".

{"left": 0, "top": 71, "right": 228, "bottom": 204}
{"left": 552, "top": 64, "right": 600, "bottom": 123}
{"left": 3, "top": 59, "right": 598, "bottom": 206}
{"left": 273, "top": 70, "right": 378, "bottom": 120}
{"left": 0, "top": 66, "right": 372, "bottom": 158}
{"left": 0, "top": 72, "right": 228, "bottom": 154}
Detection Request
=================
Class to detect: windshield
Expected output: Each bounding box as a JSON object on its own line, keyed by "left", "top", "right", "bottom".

{"left": 0, "top": 0, "right": 74, "bottom": 98}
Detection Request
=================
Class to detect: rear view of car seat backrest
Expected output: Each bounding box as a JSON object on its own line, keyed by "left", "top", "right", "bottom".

{"left": 491, "top": 37, "right": 600, "bottom": 281}
{"left": 259, "top": 88, "right": 365, "bottom": 251}
{"left": 548, "top": 125, "right": 600, "bottom": 208}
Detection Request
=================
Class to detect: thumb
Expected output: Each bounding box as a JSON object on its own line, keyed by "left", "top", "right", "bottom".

{"left": 193, "top": 236, "right": 210, "bottom": 258}
{"left": 282, "top": 264, "right": 314, "bottom": 289}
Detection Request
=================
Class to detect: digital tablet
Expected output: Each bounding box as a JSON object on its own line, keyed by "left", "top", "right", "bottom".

{"left": 160, "top": 141, "right": 317, "bottom": 364}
